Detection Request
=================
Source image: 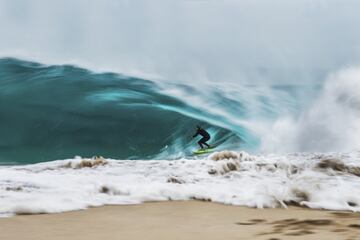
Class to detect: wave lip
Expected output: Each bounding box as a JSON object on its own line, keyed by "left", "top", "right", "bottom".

{"left": 1, "top": 151, "right": 360, "bottom": 217}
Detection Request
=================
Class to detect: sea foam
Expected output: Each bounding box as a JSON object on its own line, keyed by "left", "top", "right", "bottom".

{"left": 1, "top": 151, "right": 360, "bottom": 217}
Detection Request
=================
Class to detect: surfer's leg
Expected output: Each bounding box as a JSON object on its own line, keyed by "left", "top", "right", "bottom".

{"left": 198, "top": 138, "right": 205, "bottom": 149}
{"left": 203, "top": 136, "right": 210, "bottom": 148}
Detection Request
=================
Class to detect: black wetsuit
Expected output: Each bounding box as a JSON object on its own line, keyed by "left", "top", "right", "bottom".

{"left": 193, "top": 128, "right": 210, "bottom": 149}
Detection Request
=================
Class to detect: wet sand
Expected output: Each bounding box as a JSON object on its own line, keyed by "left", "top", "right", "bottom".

{"left": 0, "top": 201, "right": 360, "bottom": 240}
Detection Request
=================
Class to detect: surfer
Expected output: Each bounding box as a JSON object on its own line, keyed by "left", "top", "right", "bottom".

{"left": 192, "top": 126, "right": 211, "bottom": 149}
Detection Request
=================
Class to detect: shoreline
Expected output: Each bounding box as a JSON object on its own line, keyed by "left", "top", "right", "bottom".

{"left": 1, "top": 201, "right": 360, "bottom": 240}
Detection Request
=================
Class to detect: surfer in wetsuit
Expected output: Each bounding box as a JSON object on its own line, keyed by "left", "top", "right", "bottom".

{"left": 192, "top": 126, "right": 211, "bottom": 149}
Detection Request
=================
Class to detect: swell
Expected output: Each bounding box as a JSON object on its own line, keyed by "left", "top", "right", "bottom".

{"left": 0, "top": 58, "right": 242, "bottom": 164}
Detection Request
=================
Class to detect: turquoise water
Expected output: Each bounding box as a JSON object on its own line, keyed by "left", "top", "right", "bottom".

{"left": 0, "top": 58, "right": 318, "bottom": 164}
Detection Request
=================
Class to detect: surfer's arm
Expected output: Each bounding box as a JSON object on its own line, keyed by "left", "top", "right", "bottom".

{"left": 192, "top": 131, "right": 199, "bottom": 138}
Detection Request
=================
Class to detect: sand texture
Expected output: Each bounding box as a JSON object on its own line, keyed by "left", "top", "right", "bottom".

{"left": 1, "top": 201, "right": 360, "bottom": 240}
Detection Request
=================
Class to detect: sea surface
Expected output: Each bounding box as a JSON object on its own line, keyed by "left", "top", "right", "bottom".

{"left": 1, "top": 58, "right": 360, "bottom": 217}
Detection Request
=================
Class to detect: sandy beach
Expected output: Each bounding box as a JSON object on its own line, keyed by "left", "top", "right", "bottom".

{"left": 0, "top": 201, "right": 359, "bottom": 240}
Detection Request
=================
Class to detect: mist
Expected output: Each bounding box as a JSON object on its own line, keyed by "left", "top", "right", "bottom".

{"left": 0, "top": 0, "right": 360, "bottom": 84}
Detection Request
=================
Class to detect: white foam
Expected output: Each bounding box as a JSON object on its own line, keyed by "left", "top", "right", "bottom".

{"left": 261, "top": 67, "right": 360, "bottom": 153}
{"left": 1, "top": 151, "right": 360, "bottom": 217}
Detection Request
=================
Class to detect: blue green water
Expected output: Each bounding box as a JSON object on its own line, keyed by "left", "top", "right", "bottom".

{"left": 0, "top": 58, "right": 318, "bottom": 164}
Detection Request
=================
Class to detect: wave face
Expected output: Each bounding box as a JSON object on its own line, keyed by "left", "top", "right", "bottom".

{"left": 0, "top": 58, "right": 246, "bottom": 164}
{"left": 0, "top": 58, "right": 324, "bottom": 164}
{"left": 3, "top": 58, "right": 360, "bottom": 165}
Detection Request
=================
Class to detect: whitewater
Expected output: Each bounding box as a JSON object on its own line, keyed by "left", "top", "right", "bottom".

{"left": 1, "top": 151, "right": 360, "bottom": 217}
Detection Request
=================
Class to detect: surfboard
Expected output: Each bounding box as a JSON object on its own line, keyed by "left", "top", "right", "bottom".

{"left": 192, "top": 147, "right": 215, "bottom": 155}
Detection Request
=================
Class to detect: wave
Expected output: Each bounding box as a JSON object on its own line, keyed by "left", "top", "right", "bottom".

{"left": 0, "top": 58, "right": 246, "bottom": 164}
{"left": 2, "top": 58, "right": 360, "bottom": 164}
{"left": 0, "top": 58, "right": 319, "bottom": 164}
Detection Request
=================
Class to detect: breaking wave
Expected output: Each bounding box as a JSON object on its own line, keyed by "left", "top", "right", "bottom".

{"left": 0, "top": 58, "right": 318, "bottom": 164}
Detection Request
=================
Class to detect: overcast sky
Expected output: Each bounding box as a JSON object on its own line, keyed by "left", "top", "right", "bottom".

{"left": 0, "top": 0, "right": 360, "bottom": 84}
